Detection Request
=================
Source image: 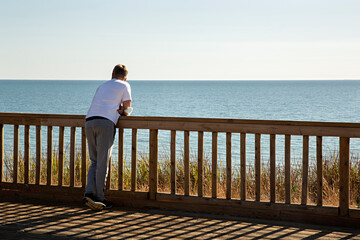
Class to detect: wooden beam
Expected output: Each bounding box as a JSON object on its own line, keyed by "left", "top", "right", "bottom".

{"left": 24, "top": 125, "right": 30, "bottom": 184}
{"left": 69, "top": 127, "right": 75, "bottom": 187}
{"left": 170, "top": 130, "right": 176, "bottom": 194}
{"left": 131, "top": 129, "right": 137, "bottom": 192}
{"left": 255, "top": 133, "right": 261, "bottom": 202}
{"left": 226, "top": 132, "right": 232, "bottom": 200}
{"left": 13, "top": 125, "right": 19, "bottom": 183}
{"left": 118, "top": 128, "right": 124, "bottom": 191}
{"left": 301, "top": 135, "right": 309, "bottom": 205}
{"left": 198, "top": 131, "right": 204, "bottom": 197}
{"left": 35, "top": 126, "right": 41, "bottom": 185}
{"left": 0, "top": 124, "right": 3, "bottom": 183}
{"left": 240, "top": 133, "right": 246, "bottom": 201}
{"left": 339, "top": 137, "right": 350, "bottom": 217}
{"left": 285, "top": 134, "right": 291, "bottom": 204}
{"left": 212, "top": 132, "right": 218, "bottom": 199}
{"left": 270, "top": 134, "right": 276, "bottom": 203}
{"left": 184, "top": 131, "right": 190, "bottom": 196}
{"left": 58, "top": 126, "right": 64, "bottom": 186}
{"left": 149, "top": 129, "right": 158, "bottom": 200}
{"left": 317, "top": 136, "right": 323, "bottom": 206}
{"left": 81, "top": 127, "right": 87, "bottom": 188}
{"left": 47, "top": 126, "right": 53, "bottom": 186}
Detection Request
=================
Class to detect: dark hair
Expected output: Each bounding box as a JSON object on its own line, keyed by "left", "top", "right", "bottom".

{"left": 112, "top": 64, "right": 128, "bottom": 79}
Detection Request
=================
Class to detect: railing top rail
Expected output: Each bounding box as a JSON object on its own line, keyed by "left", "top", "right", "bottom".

{"left": 1, "top": 112, "right": 360, "bottom": 137}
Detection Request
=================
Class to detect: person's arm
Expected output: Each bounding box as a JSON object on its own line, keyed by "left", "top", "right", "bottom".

{"left": 118, "top": 100, "right": 132, "bottom": 116}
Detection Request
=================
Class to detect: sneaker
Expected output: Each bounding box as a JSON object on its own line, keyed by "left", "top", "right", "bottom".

{"left": 101, "top": 199, "right": 113, "bottom": 210}
{"left": 83, "top": 193, "right": 105, "bottom": 211}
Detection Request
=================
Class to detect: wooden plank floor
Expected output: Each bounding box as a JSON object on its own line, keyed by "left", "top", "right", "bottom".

{"left": 0, "top": 201, "right": 359, "bottom": 240}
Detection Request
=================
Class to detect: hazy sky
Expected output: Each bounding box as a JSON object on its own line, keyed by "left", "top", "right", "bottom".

{"left": 0, "top": 0, "right": 359, "bottom": 80}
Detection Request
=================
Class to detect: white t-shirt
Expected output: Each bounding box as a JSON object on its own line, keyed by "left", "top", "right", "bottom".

{"left": 86, "top": 79, "right": 132, "bottom": 124}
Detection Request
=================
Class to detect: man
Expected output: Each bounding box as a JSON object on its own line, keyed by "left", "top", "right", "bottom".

{"left": 83, "top": 64, "right": 132, "bottom": 210}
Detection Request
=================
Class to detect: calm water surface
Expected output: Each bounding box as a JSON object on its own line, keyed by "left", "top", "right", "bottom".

{"left": 1, "top": 80, "right": 360, "bottom": 165}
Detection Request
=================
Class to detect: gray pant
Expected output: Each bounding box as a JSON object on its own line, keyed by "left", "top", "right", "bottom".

{"left": 85, "top": 119, "right": 115, "bottom": 201}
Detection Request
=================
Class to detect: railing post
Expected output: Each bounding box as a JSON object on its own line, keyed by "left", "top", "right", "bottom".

{"left": 149, "top": 129, "right": 158, "bottom": 200}
{"left": 47, "top": 126, "right": 53, "bottom": 186}
{"left": 270, "top": 134, "right": 276, "bottom": 203}
{"left": 0, "top": 124, "right": 3, "bottom": 183}
{"left": 13, "top": 125, "right": 19, "bottom": 183}
{"left": 70, "top": 127, "right": 76, "bottom": 187}
{"left": 131, "top": 129, "right": 137, "bottom": 192}
{"left": 301, "top": 135, "right": 309, "bottom": 205}
{"left": 212, "top": 132, "right": 218, "bottom": 199}
{"left": 285, "top": 134, "right": 291, "bottom": 204}
{"left": 58, "top": 126, "right": 64, "bottom": 186}
{"left": 226, "top": 132, "right": 232, "bottom": 200}
{"left": 35, "top": 126, "right": 41, "bottom": 185}
{"left": 184, "top": 131, "right": 190, "bottom": 196}
{"left": 118, "top": 128, "right": 124, "bottom": 190}
{"left": 255, "top": 133, "right": 261, "bottom": 201}
{"left": 198, "top": 131, "right": 204, "bottom": 197}
{"left": 316, "top": 136, "right": 323, "bottom": 206}
{"left": 339, "top": 137, "right": 350, "bottom": 217}
{"left": 81, "top": 127, "right": 87, "bottom": 188}
{"left": 24, "top": 125, "right": 30, "bottom": 184}
{"left": 240, "top": 133, "right": 246, "bottom": 200}
{"left": 170, "top": 130, "right": 176, "bottom": 194}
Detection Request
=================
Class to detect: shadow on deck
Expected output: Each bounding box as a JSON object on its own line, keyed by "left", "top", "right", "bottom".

{"left": 1, "top": 200, "right": 360, "bottom": 240}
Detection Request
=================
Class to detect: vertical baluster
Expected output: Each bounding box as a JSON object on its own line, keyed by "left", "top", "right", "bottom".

{"left": 149, "top": 129, "right": 158, "bottom": 200}
{"left": 198, "top": 131, "right": 204, "bottom": 197}
{"left": 270, "top": 134, "right": 276, "bottom": 203}
{"left": 317, "top": 136, "right": 323, "bottom": 206}
{"left": 13, "top": 125, "right": 19, "bottom": 183}
{"left": 339, "top": 137, "right": 350, "bottom": 216}
{"left": 226, "top": 132, "right": 232, "bottom": 200}
{"left": 184, "top": 131, "right": 190, "bottom": 196}
{"left": 131, "top": 129, "right": 137, "bottom": 192}
{"left": 70, "top": 127, "right": 75, "bottom": 187}
{"left": 118, "top": 128, "right": 124, "bottom": 190}
{"left": 171, "top": 130, "right": 176, "bottom": 194}
{"left": 106, "top": 157, "right": 111, "bottom": 190}
{"left": 47, "top": 126, "right": 53, "bottom": 186}
{"left": 240, "top": 133, "right": 246, "bottom": 201}
{"left": 301, "top": 135, "right": 309, "bottom": 205}
{"left": 212, "top": 132, "right": 218, "bottom": 198}
{"left": 285, "top": 134, "right": 291, "bottom": 204}
{"left": 255, "top": 133, "right": 261, "bottom": 201}
{"left": 35, "top": 126, "right": 41, "bottom": 185}
{"left": 58, "top": 126, "right": 64, "bottom": 186}
{"left": 0, "top": 124, "right": 3, "bottom": 183}
{"left": 24, "top": 125, "right": 30, "bottom": 184}
{"left": 81, "top": 127, "right": 87, "bottom": 188}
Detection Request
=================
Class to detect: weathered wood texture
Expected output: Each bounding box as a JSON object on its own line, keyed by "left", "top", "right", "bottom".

{"left": 149, "top": 129, "right": 158, "bottom": 200}
{"left": 131, "top": 129, "right": 137, "bottom": 192}
{"left": 212, "top": 132, "right": 217, "bottom": 198}
{"left": 58, "top": 126, "right": 64, "bottom": 186}
{"left": 270, "top": 134, "right": 276, "bottom": 203}
{"left": 171, "top": 130, "right": 176, "bottom": 194}
{"left": 13, "top": 125, "right": 18, "bottom": 183}
{"left": 301, "top": 135, "right": 309, "bottom": 205}
{"left": 118, "top": 128, "right": 124, "bottom": 190}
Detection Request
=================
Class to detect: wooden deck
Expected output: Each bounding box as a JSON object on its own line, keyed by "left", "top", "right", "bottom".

{"left": 1, "top": 112, "right": 360, "bottom": 228}
{"left": 1, "top": 200, "right": 360, "bottom": 240}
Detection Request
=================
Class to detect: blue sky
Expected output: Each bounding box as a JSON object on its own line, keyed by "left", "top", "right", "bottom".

{"left": 0, "top": 0, "right": 359, "bottom": 80}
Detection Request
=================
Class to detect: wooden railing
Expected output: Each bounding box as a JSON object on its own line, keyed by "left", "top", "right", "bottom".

{"left": 0, "top": 112, "right": 359, "bottom": 227}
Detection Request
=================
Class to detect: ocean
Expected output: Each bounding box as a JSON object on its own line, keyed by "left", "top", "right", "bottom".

{"left": 1, "top": 80, "right": 360, "bottom": 165}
